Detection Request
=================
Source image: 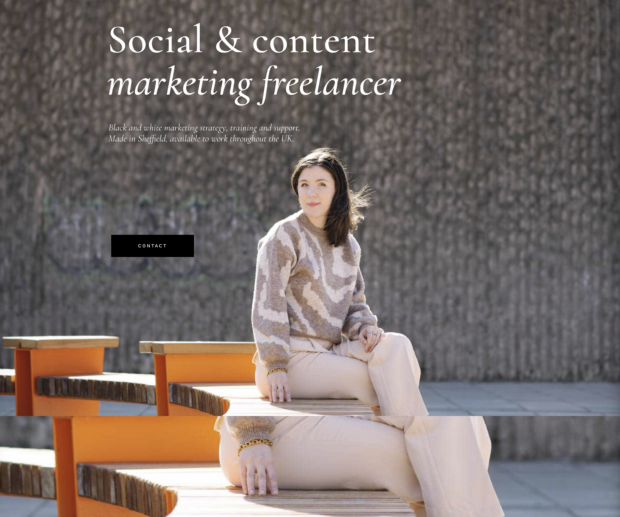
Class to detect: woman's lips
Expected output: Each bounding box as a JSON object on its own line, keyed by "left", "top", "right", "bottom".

{"left": 308, "top": 203, "right": 319, "bottom": 206}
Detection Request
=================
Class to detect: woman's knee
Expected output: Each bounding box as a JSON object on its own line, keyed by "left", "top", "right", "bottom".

{"left": 374, "top": 333, "right": 421, "bottom": 380}
{"left": 375, "top": 332, "right": 412, "bottom": 356}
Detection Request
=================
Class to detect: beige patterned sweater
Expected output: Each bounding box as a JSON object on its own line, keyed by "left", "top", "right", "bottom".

{"left": 252, "top": 209, "right": 378, "bottom": 372}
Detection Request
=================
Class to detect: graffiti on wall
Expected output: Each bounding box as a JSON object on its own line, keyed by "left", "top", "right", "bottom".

{"left": 45, "top": 195, "right": 267, "bottom": 279}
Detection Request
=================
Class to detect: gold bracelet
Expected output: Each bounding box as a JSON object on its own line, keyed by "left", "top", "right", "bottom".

{"left": 267, "top": 367, "right": 288, "bottom": 377}
{"left": 238, "top": 438, "right": 273, "bottom": 456}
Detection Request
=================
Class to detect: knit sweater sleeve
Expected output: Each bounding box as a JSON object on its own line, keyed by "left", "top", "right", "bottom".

{"left": 223, "top": 416, "right": 277, "bottom": 445}
{"left": 342, "top": 266, "right": 378, "bottom": 341}
{"left": 251, "top": 224, "right": 297, "bottom": 371}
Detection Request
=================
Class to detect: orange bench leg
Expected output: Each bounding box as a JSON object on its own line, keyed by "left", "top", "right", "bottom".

{"left": 154, "top": 353, "right": 255, "bottom": 416}
{"left": 53, "top": 415, "right": 220, "bottom": 517}
{"left": 15, "top": 348, "right": 105, "bottom": 416}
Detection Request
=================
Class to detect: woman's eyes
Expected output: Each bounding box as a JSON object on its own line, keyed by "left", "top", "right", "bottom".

{"left": 301, "top": 183, "right": 326, "bottom": 187}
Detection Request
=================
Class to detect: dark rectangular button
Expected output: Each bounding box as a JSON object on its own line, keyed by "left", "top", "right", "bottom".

{"left": 111, "top": 235, "right": 194, "bottom": 257}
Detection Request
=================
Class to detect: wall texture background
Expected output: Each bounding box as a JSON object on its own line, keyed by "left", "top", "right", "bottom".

{"left": 1, "top": 0, "right": 618, "bottom": 380}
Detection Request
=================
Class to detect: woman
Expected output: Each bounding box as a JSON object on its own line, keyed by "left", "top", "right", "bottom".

{"left": 252, "top": 148, "right": 427, "bottom": 415}
{"left": 215, "top": 414, "right": 505, "bottom": 517}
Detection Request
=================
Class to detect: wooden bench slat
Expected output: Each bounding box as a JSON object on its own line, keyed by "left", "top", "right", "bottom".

{"left": 169, "top": 383, "right": 374, "bottom": 416}
{"left": 36, "top": 373, "right": 157, "bottom": 405}
{"left": 2, "top": 336, "right": 119, "bottom": 350}
{"left": 78, "top": 462, "right": 414, "bottom": 517}
{"left": 139, "top": 342, "right": 256, "bottom": 355}
{"left": 139, "top": 341, "right": 153, "bottom": 353}
{"left": 0, "top": 447, "right": 56, "bottom": 500}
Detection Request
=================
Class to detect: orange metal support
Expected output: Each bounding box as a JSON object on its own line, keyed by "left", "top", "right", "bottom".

{"left": 15, "top": 348, "right": 105, "bottom": 416}
{"left": 154, "top": 353, "right": 255, "bottom": 416}
{"left": 14, "top": 350, "right": 33, "bottom": 415}
{"left": 53, "top": 416, "right": 219, "bottom": 517}
{"left": 153, "top": 354, "right": 170, "bottom": 416}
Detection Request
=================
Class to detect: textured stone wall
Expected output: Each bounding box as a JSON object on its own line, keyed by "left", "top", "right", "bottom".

{"left": 1, "top": 0, "right": 618, "bottom": 380}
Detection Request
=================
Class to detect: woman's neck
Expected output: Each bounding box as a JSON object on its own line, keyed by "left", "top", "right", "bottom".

{"left": 306, "top": 214, "right": 326, "bottom": 229}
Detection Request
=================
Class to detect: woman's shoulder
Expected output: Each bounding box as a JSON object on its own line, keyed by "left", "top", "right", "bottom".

{"left": 263, "top": 211, "right": 304, "bottom": 238}
{"left": 257, "top": 212, "right": 303, "bottom": 251}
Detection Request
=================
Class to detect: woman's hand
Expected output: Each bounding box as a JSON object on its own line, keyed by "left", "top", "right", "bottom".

{"left": 360, "top": 326, "right": 385, "bottom": 353}
{"left": 239, "top": 443, "right": 278, "bottom": 496}
{"left": 267, "top": 371, "right": 291, "bottom": 402}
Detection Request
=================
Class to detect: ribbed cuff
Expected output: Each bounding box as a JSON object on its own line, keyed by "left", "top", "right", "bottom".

{"left": 359, "top": 323, "right": 374, "bottom": 334}
{"left": 225, "top": 416, "right": 276, "bottom": 445}
{"left": 350, "top": 323, "right": 374, "bottom": 340}
{"left": 235, "top": 426, "right": 273, "bottom": 445}
{"left": 263, "top": 358, "right": 289, "bottom": 371}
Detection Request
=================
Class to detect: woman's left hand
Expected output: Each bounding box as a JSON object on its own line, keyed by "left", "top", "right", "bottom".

{"left": 238, "top": 443, "right": 278, "bottom": 496}
{"left": 360, "top": 326, "right": 385, "bottom": 353}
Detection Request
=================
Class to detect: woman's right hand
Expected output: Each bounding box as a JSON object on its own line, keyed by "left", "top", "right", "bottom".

{"left": 267, "top": 371, "right": 291, "bottom": 402}
{"left": 239, "top": 444, "right": 278, "bottom": 496}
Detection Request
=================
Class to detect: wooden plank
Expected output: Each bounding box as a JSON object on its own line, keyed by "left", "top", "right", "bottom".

{"left": 224, "top": 400, "right": 374, "bottom": 416}
{"left": 78, "top": 462, "right": 413, "bottom": 517}
{"left": 169, "top": 383, "right": 374, "bottom": 416}
{"left": 148, "top": 342, "right": 256, "bottom": 355}
{"left": 2, "top": 337, "right": 21, "bottom": 349}
{"left": 0, "top": 448, "right": 56, "bottom": 500}
{"left": 0, "top": 448, "right": 56, "bottom": 468}
{"left": 36, "top": 373, "right": 157, "bottom": 405}
{"left": 139, "top": 341, "right": 153, "bottom": 353}
{"left": 0, "top": 369, "right": 15, "bottom": 394}
{"left": 172, "top": 491, "right": 415, "bottom": 514}
{"left": 3, "top": 336, "right": 119, "bottom": 350}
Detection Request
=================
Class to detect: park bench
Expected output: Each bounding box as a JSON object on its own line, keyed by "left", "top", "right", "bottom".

{"left": 0, "top": 419, "right": 416, "bottom": 516}
{"left": 0, "top": 447, "right": 56, "bottom": 500}
{"left": 0, "top": 369, "right": 15, "bottom": 394}
{"left": 3, "top": 336, "right": 119, "bottom": 416}
{"left": 32, "top": 416, "right": 413, "bottom": 516}
{"left": 141, "top": 341, "right": 374, "bottom": 417}
{"left": 3, "top": 336, "right": 156, "bottom": 414}
{"left": 2, "top": 336, "right": 374, "bottom": 417}
{"left": 77, "top": 461, "right": 415, "bottom": 517}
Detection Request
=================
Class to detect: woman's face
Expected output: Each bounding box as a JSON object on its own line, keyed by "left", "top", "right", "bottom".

{"left": 298, "top": 166, "right": 336, "bottom": 228}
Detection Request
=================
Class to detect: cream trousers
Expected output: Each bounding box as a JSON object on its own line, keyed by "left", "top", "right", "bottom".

{"left": 217, "top": 415, "right": 505, "bottom": 517}
{"left": 254, "top": 332, "right": 428, "bottom": 416}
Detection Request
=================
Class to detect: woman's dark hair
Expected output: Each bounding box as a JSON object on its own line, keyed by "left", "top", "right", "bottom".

{"left": 291, "top": 148, "right": 373, "bottom": 247}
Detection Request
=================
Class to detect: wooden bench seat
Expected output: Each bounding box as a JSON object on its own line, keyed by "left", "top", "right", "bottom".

{"left": 36, "top": 372, "right": 157, "bottom": 405}
{"left": 169, "top": 382, "right": 374, "bottom": 416}
{"left": 139, "top": 341, "right": 255, "bottom": 355}
{"left": 0, "top": 447, "right": 56, "bottom": 499}
{"left": 0, "top": 369, "right": 15, "bottom": 394}
{"left": 77, "top": 461, "right": 415, "bottom": 517}
{"left": 3, "top": 336, "right": 119, "bottom": 350}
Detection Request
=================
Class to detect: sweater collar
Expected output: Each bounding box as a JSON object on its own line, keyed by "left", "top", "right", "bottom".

{"left": 297, "top": 209, "right": 329, "bottom": 242}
